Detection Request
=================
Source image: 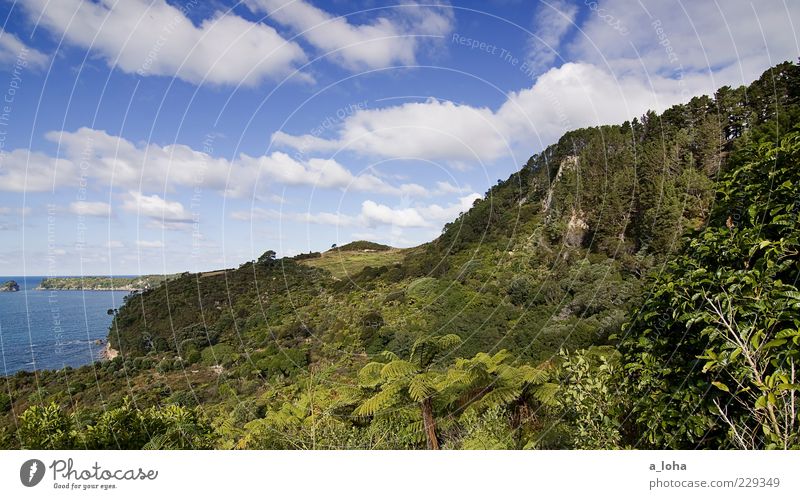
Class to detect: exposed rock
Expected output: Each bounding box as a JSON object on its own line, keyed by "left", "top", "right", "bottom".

{"left": 0, "top": 280, "right": 20, "bottom": 292}
{"left": 564, "top": 209, "right": 589, "bottom": 247}
{"left": 542, "top": 155, "right": 579, "bottom": 212}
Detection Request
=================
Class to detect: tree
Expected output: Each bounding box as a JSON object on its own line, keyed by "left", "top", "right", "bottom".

{"left": 621, "top": 131, "right": 800, "bottom": 449}
{"left": 356, "top": 334, "right": 461, "bottom": 449}
{"left": 554, "top": 347, "right": 626, "bottom": 449}
{"left": 441, "top": 350, "right": 554, "bottom": 448}
{"left": 257, "top": 250, "right": 277, "bottom": 265}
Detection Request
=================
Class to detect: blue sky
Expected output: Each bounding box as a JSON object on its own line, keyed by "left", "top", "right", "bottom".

{"left": 0, "top": 0, "right": 797, "bottom": 275}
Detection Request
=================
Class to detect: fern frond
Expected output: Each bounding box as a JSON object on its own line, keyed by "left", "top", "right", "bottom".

{"left": 355, "top": 382, "right": 404, "bottom": 416}
{"left": 408, "top": 373, "right": 438, "bottom": 402}
{"left": 358, "top": 362, "right": 386, "bottom": 387}
{"left": 474, "top": 385, "right": 522, "bottom": 409}
{"left": 532, "top": 382, "right": 560, "bottom": 407}
{"left": 518, "top": 365, "right": 549, "bottom": 385}
{"left": 378, "top": 350, "right": 400, "bottom": 362}
{"left": 380, "top": 360, "right": 417, "bottom": 380}
{"left": 436, "top": 334, "right": 462, "bottom": 350}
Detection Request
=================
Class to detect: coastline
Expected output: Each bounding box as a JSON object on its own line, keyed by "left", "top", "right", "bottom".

{"left": 35, "top": 286, "right": 142, "bottom": 292}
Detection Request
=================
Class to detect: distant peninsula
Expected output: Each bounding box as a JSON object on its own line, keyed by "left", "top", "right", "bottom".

{"left": 0, "top": 280, "right": 20, "bottom": 292}
{"left": 36, "top": 275, "right": 177, "bottom": 291}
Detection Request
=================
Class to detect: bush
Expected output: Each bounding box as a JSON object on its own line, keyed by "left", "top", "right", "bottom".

{"left": 0, "top": 392, "right": 11, "bottom": 412}
{"left": 18, "top": 402, "right": 76, "bottom": 449}
{"left": 201, "top": 344, "right": 237, "bottom": 367}
{"left": 507, "top": 276, "right": 533, "bottom": 306}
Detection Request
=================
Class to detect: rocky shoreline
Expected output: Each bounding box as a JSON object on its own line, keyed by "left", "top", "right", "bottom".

{"left": 100, "top": 341, "right": 119, "bottom": 361}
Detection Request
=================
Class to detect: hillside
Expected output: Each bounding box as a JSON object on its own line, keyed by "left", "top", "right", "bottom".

{"left": 1, "top": 62, "right": 798, "bottom": 450}
{"left": 299, "top": 245, "right": 409, "bottom": 280}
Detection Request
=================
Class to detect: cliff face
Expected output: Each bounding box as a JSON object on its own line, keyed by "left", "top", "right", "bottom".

{"left": 0, "top": 280, "right": 19, "bottom": 292}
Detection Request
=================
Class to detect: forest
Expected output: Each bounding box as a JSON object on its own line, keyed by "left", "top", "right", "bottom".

{"left": 1, "top": 61, "right": 798, "bottom": 450}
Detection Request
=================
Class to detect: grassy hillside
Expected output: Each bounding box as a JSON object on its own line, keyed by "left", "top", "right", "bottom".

{"left": 299, "top": 247, "right": 409, "bottom": 280}
{"left": 1, "top": 62, "right": 798, "bottom": 450}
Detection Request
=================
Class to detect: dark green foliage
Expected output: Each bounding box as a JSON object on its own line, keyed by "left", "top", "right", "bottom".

{"left": 333, "top": 240, "right": 392, "bottom": 252}
{"left": 621, "top": 130, "right": 800, "bottom": 449}
{"left": 291, "top": 251, "right": 322, "bottom": 261}
{"left": 0, "top": 392, "right": 11, "bottom": 413}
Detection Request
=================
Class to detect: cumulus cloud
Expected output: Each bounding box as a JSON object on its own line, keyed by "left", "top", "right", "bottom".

{"left": 360, "top": 200, "right": 429, "bottom": 228}
{"left": 0, "top": 148, "right": 75, "bottom": 192}
{"left": 121, "top": 191, "right": 191, "bottom": 222}
{"left": 18, "top": 0, "right": 307, "bottom": 85}
{"left": 230, "top": 205, "right": 358, "bottom": 226}
{"left": 0, "top": 29, "right": 49, "bottom": 69}
{"left": 232, "top": 192, "right": 481, "bottom": 230}
{"left": 1, "top": 127, "right": 428, "bottom": 199}
{"left": 247, "top": 0, "right": 453, "bottom": 70}
{"left": 273, "top": 62, "right": 704, "bottom": 164}
{"left": 273, "top": 98, "right": 507, "bottom": 163}
{"left": 69, "top": 201, "right": 111, "bottom": 217}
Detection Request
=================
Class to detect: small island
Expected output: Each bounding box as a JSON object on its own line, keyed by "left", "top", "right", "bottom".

{"left": 36, "top": 274, "right": 177, "bottom": 291}
{"left": 0, "top": 280, "right": 20, "bottom": 292}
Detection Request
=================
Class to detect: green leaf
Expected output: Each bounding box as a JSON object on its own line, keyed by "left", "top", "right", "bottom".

{"left": 711, "top": 381, "right": 730, "bottom": 393}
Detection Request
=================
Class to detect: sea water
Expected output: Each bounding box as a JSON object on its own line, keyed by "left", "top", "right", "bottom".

{"left": 0, "top": 276, "right": 128, "bottom": 375}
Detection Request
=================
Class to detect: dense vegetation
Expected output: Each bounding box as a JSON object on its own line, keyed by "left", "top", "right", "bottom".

{"left": 1, "top": 62, "right": 798, "bottom": 450}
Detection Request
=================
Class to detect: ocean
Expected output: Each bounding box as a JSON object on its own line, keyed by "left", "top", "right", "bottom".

{"left": 0, "top": 276, "right": 128, "bottom": 376}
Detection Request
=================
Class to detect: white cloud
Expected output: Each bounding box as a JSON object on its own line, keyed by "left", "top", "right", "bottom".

{"left": 233, "top": 192, "right": 481, "bottom": 230}
{"left": 0, "top": 29, "right": 49, "bottom": 69}
{"left": 273, "top": 62, "right": 702, "bottom": 164}
{"left": 238, "top": 152, "right": 391, "bottom": 193}
{"left": 417, "top": 193, "right": 480, "bottom": 222}
{"left": 105, "top": 240, "right": 124, "bottom": 249}
{"left": 526, "top": 0, "right": 577, "bottom": 73}
{"left": 247, "top": 0, "right": 453, "bottom": 70}
{"left": 230, "top": 206, "right": 357, "bottom": 226}
{"left": 273, "top": 98, "right": 507, "bottom": 163}
{"left": 69, "top": 201, "right": 111, "bottom": 217}
{"left": 1, "top": 127, "right": 426, "bottom": 199}
{"left": 19, "top": 0, "right": 307, "bottom": 86}
{"left": 0, "top": 148, "right": 75, "bottom": 192}
{"left": 136, "top": 240, "right": 165, "bottom": 249}
{"left": 360, "top": 200, "right": 429, "bottom": 228}
{"left": 121, "top": 191, "right": 191, "bottom": 222}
